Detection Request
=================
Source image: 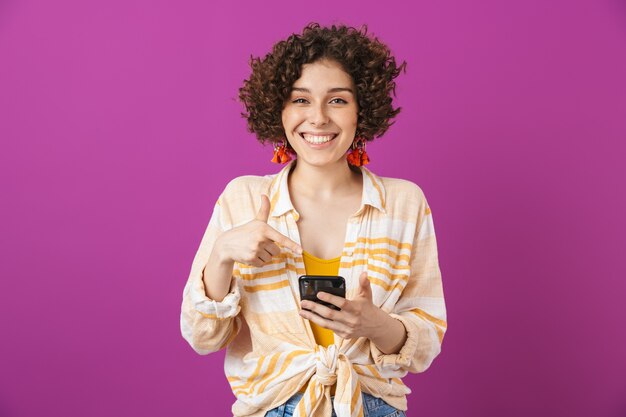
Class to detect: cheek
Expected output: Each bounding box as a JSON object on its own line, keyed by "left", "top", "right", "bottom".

{"left": 348, "top": 107, "right": 358, "bottom": 127}
{"left": 281, "top": 109, "right": 297, "bottom": 129}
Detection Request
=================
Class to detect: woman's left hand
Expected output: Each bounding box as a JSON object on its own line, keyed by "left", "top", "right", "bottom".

{"left": 298, "top": 272, "right": 389, "bottom": 340}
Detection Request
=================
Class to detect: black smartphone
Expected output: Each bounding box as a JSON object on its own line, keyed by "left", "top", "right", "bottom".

{"left": 298, "top": 275, "right": 346, "bottom": 311}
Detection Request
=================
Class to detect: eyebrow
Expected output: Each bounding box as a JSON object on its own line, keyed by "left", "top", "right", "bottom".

{"left": 291, "top": 87, "right": 354, "bottom": 95}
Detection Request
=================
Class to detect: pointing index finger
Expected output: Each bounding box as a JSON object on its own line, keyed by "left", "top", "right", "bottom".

{"left": 264, "top": 225, "right": 303, "bottom": 254}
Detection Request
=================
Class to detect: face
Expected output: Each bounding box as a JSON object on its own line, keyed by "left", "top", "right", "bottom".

{"left": 281, "top": 59, "right": 358, "bottom": 167}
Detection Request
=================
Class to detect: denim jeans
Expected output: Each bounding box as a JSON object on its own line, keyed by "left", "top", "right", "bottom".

{"left": 264, "top": 391, "right": 406, "bottom": 417}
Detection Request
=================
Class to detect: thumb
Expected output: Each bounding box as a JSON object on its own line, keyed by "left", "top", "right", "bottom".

{"left": 255, "top": 194, "right": 270, "bottom": 222}
{"left": 358, "top": 271, "right": 372, "bottom": 299}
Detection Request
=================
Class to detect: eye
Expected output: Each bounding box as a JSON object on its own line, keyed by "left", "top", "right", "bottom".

{"left": 292, "top": 98, "right": 308, "bottom": 104}
{"left": 330, "top": 98, "right": 348, "bottom": 104}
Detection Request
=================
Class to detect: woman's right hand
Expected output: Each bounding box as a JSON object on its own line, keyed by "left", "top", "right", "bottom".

{"left": 215, "top": 194, "right": 303, "bottom": 267}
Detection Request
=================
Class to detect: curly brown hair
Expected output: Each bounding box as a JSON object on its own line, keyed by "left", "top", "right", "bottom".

{"left": 238, "top": 22, "right": 407, "bottom": 146}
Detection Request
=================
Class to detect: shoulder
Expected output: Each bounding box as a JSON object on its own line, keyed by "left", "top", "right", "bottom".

{"left": 378, "top": 176, "right": 428, "bottom": 207}
{"left": 219, "top": 174, "right": 275, "bottom": 201}
{"left": 215, "top": 173, "right": 277, "bottom": 227}
{"left": 369, "top": 173, "right": 432, "bottom": 226}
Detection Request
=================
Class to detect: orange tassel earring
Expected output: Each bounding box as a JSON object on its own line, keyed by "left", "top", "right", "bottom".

{"left": 271, "top": 139, "right": 293, "bottom": 164}
{"left": 347, "top": 138, "right": 370, "bottom": 166}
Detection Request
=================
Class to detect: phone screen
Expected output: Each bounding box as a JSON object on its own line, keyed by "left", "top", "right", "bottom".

{"left": 298, "top": 275, "right": 346, "bottom": 311}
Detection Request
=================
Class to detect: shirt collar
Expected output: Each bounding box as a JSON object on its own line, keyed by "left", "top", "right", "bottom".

{"left": 268, "top": 159, "right": 386, "bottom": 219}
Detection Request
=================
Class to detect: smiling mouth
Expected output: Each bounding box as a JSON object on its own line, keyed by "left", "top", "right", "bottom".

{"left": 298, "top": 133, "right": 338, "bottom": 144}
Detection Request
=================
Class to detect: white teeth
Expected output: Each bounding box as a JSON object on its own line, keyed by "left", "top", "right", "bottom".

{"left": 301, "top": 133, "right": 336, "bottom": 144}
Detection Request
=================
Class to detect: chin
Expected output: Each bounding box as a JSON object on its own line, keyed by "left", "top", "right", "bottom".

{"left": 298, "top": 156, "right": 347, "bottom": 167}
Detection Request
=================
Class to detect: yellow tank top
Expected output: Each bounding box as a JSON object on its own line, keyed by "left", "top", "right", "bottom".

{"left": 300, "top": 250, "right": 341, "bottom": 394}
{"left": 301, "top": 250, "right": 341, "bottom": 348}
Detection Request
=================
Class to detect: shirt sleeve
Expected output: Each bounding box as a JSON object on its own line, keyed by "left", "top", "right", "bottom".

{"left": 180, "top": 195, "right": 242, "bottom": 355}
{"left": 370, "top": 191, "right": 448, "bottom": 373}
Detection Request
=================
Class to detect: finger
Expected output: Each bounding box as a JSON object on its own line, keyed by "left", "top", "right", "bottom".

{"left": 316, "top": 291, "right": 348, "bottom": 311}
{"left": 357, "top": 272, "right": 372, "bottom": 299}
{"left": 255, "top": 194, "right": 271, "bottom": 223}
{"left": 256, "top": 250, "right": 272, "bottom": 263}
{"left": 301, "top": 299, "right": 341, "bottom": 321}
{"left": 263, "top": 242, "right": 281, "bottom": 257}
{"left": 264, "top": 226, "right": 303, "bottom": 254}
{"left": 299, "top": 309, "right": 349, "bottom": 335}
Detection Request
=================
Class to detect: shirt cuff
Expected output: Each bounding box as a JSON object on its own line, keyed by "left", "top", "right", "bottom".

{"left": 190, "top": 275, "right": 241, "bottom": 319}
{"left": 369, "top": 314, "right": 418, "bottom": 371}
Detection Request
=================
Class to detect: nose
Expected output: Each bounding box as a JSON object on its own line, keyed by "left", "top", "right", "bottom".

{"left": 308, "top": 102, "right": 329, "bottom": 126}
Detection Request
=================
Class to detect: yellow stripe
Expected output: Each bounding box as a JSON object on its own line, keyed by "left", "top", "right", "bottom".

{"left": 409, "top": 309, "right": 447, "bottom": 344}
{"left": 411, "top": 308, "right": 447, "bottom": 329}
{"left": 365, "top": 364, "right": 382, "bottom": 379}
{"left": 297, "top": 390, "right": 307, "bottom": 415}
{"left": 233, "top": 361, "right": 276, "bottom": 394}
{"left": 219, "top": 321, "right": 241, "bottom": 349}
{"left": 367, "top": 263, "right": 410, "bottom": 281}
{"left": 337, "top": 260, "right": 410, "bottom": 279}
{"left": 425, "top": 206, "right": 431, "bottom": 215}
{"left": 238, "top": 266, "right": 283, "bottom": 278}
{"left": 246, "top": 350, "right": 283, "bottom": 395}
{"left": 339, "top": 260, "right": 409, "bottom": 271}
{"left": 257, "top": 350, "right": 309, "bottom": 393}
{"left": 237, "top": 265, "right": 286, "bottom": 280}
{"left": 236, "top": 256, "right": 283, "bottom": 270}
{"left": 353, "top": 251, "right": 411, "bottom": 264}
{"left": 353, "top": 364, "right": 384, "bottom": 381}
{"left": 344, "top": 237, "right": 412, "bottom": 251}
{"left": 353, "top": 367, "right": 367, "bottom": 377}
{"left": 368, "top": 272, "right": 408, "bottom": 290}
{"left": 368, "top": 276, "right": 407, "bottom": 292}
{"left": 339, "top": 258, "right": 409, "bottom": 270}
{"left": 307, "top": 383, "right": 316, "bottom": 415}
{"left": 242, "top": 280, "right": 289, "bottom": 293}
{"left": 231, "top": 355, "right": 266, "bottom": 392}
{"left": 350, "top": 378, "right": 362, "bottom": 414}
{"left": 344, "top": 255, "right": 411, "bottom": 269}
{"left": 435, "top": 326, "right": 445, "bottom": 344}
{"left": 237, "top": 260, "right": 299, "bottom": 280}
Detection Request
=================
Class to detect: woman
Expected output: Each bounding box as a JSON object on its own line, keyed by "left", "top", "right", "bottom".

{"left": 180, "top": 22, "right": 447, "bottom": 417}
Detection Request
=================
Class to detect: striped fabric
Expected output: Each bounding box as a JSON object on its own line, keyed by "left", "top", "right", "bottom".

{"left": 180, "top": 159, "right": 447, "bottom": 417}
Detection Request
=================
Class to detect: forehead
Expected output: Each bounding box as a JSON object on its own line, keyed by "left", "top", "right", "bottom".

{"left": 293, "top": 59, "right": 355, "bottom": 90}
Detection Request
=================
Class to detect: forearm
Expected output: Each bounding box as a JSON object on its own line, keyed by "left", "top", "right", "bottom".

{"left": 202, "top": 238, "right": 235, "bottom": 302}
{"left": 368, "top": 310, "right": 408, "bottom": 355}
{"left": 181, "top": 290, "right": 240, "bottom": 354}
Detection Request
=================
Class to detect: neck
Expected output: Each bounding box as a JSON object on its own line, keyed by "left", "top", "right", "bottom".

{"left": 288, "top": 158, "right": 362, "bottom": 200}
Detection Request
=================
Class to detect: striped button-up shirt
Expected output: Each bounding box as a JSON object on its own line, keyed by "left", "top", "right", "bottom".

{"left": 180, "top": 160, "right": 447, "bottom": 417}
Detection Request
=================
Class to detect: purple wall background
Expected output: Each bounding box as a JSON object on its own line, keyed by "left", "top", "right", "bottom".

{"left": 1, "top": 0, "right": 625, "bottom": 416}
